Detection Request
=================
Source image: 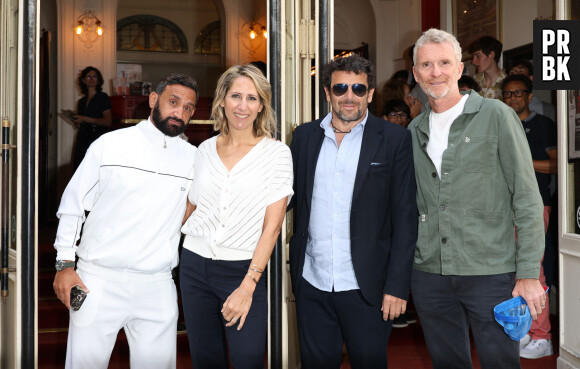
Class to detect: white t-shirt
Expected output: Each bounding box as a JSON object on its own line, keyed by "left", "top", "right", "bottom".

{"left": 427, "top": 95, "right": 468, "bottom": 178}
{"left": 181, "top": 135, "right": 294, "bottom": 261}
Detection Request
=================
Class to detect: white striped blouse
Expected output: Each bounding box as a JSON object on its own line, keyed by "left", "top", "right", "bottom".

{"left": 181, "top": 135, "right": 294, "bottom": 261}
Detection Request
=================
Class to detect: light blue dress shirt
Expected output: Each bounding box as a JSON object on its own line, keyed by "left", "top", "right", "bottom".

{"left": 302, "top": 111, "right": 368, "bottom": 292}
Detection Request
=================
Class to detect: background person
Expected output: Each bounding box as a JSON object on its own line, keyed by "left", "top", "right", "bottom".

{"left": 53, "top": 74, "right": 199, "bottom": 369}
{"left": 469, "top": 36, "right": 506, "bottom": 99}
{"left": 379, "top": 79, "right": 422, "bottom": 120}
{"left": 507, "top": 59, "right": 556, "bottom": 122}
{"left": 72, "top": 66, "right": 112, "bottom": 169}
{"left": 179, "top": 64, "right": 293, "bottom": 369}
{"left": 409, "top": 28, "right": 546, "bottom": 369}
{"left": 289, "top": 54, "right": 417, "bottom": 369}
{"left": 382, "top": 98, "right": 411, "bottom": 128}
{"left": 502, "top": 74, "right": 556, "bottom": 359}
{"left": 458, "top": 74, "right": 481, "bottom": 93}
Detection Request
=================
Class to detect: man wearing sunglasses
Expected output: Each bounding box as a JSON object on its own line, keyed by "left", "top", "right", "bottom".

{"left": 288, "top": 55, "right": 417, "bottom": 368}
{"left": 502, "top": 74, "right": 556, "bottom": 359}
{"left": 408, "top": 29, "right": 546, "bottom": 369}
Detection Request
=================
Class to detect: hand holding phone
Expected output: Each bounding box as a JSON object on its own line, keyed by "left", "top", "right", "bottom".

{"left": 70, "top": 285, "right": 87, "bottom": 311}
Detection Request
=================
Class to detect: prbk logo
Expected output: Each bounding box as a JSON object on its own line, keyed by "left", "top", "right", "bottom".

{"left": 534, "top": 20, "right": 580, "bottom": 90}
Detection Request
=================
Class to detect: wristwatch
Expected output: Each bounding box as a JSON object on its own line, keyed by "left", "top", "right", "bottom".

{"left": 55, "top": 260, "right": 75, "bottom": 271}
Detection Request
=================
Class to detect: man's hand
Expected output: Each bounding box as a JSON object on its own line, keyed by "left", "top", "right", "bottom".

{"left": 381, "top": 294, "right": 407, "bottom": 321}
{"left": 53, "top": 268, "right": 89, "bottom": 310}
{"left": 512, "top": 278, "right": 546, "bottom": 320}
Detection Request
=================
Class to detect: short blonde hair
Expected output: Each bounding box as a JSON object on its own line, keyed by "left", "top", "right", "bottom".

{"left": 211, "top": 64, "right": 276, "bottom": 138}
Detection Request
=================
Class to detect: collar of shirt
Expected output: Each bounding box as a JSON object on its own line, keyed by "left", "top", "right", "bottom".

{"left": 521, "top": 111, "right": 537, "bottom": 124}
{"left": 302, "top": 110, "right": 367, "bottom": 292}
{"left": 142, "top": 117, "right": 183, "bottom": 148}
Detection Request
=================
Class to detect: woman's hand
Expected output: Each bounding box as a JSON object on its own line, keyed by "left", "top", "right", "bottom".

{"left": 73, "top": 114, "right": 86, "bottom": 127}
{"left": 222, "top": 286, "right": 253, "bottom": 330}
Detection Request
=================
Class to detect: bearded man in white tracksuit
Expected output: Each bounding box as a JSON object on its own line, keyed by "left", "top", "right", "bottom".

{"left": 53, "top": 74, "right": 198, "bottom": 369}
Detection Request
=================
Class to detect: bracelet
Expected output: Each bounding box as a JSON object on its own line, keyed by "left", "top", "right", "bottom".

{"left": 249, "top": 267, "right": 263, "bottom": 274}
{"left": 251, "top": 264, "right": 264, "bottom": 273}
{"left": 238, "top": 288, "right": 247, "bottom": 295}
{"left": 247, "top": 272, "right": 258, "bottom": 284}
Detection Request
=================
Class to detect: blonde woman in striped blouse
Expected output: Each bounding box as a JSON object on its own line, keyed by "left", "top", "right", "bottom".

{"left": 180, "top": 64, "right": 293, "bottom": 369}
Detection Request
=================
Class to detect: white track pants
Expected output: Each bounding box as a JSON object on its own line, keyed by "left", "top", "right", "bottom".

{"left": 65, "top": 263, "right": 178, "bottom": 369}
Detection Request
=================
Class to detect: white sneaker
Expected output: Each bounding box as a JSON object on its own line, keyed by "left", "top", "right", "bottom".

{"left": 520, "top": 339, "right": 553, "bottom": 359}
{"left": 519, "top": 334, "right": 531, "bottom": 350}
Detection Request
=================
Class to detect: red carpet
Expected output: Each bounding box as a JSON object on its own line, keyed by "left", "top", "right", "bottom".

{"left": 339, "top": 317, "right": 558, "bottom": 369}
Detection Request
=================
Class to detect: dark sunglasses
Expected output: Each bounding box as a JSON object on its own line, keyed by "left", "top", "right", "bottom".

{"left": 331, "top": 83, "right": 368, "bottom": 97}
{"left": 502, "top": 89, "right": 529, "bottom": 98}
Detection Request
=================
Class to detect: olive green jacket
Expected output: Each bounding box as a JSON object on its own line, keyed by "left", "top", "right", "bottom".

{"left": 408, "top": 91, "right": 544, "bottom": 279}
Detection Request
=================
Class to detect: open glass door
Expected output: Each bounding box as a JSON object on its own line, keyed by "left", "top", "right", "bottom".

{"left": 558, "top": 1, "right": 580, "bottom": 369}
{"left": 272, "top": 0, "right": 331, "bottom": 367}
{"left": 0, "top": 0, "right": 22, "bottom": 367}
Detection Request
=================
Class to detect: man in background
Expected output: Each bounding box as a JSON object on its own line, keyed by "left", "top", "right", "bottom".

{"left": 507, "top": 59, "right": 556, "bottom": 122}
{"left": 469, "top": 35, "right": 506, "bottom": 99}
{"left": 502, "top": 74, "right": 556, "bottom": 359}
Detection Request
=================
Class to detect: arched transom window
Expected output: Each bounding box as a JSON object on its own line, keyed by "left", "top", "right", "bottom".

{"left": 117, "top": 15, "right": 188, "bottom": 53}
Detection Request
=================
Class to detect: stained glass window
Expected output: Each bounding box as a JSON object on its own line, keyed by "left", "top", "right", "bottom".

{"left": 117, "top": 15, "right": 188, "bottom": 53}
{"left": 194, "top": 21, "right": 221, "bottom": 55}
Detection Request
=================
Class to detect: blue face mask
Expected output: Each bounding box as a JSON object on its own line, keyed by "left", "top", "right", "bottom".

{"left": 493, "top": 296, "right": 532, "bottom": 341}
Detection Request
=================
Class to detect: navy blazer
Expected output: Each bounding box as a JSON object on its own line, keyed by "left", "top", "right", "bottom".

{"left": 288, "top": 113, "right": 418, "bottom": 305}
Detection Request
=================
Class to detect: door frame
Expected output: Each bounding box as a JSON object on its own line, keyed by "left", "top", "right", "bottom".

{"left": 21, "top": 0, "right": 38, "bottom": 368}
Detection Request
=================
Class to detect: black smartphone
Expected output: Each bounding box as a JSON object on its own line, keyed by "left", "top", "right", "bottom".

{"left": 70, "top": 285, "right": 87, "bottom": 311}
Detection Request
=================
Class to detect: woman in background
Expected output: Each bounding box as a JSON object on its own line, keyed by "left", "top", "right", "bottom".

{"left": 180, "top": 64, "right": 293, "bottom": 369}
{"left": 379, "top": 79, "right": 422, "bottom": 120}
{"left": 73, "top": 66, "right": 112, "bottom": 168}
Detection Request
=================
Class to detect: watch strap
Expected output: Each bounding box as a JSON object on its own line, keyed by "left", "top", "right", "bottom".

{"left": 55, "top": 260, "right": 75, "bottom": 271}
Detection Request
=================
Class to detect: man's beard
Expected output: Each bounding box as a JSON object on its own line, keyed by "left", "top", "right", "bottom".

{"left": 335, "top": 100, "right": 366, "bottom": 123}
{"left": 151, "top": 103, "right": 186, "bottom": 137}
{"left": 419, "top": 79, "right": 450, "bottom": 100}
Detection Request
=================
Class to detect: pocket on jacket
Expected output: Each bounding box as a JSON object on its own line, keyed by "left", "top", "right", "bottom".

{"left": 463, "top": 210, "right": 507, "bottom": 257}
{"left": 461, "top": 135, "right": 498, "bottom": 173}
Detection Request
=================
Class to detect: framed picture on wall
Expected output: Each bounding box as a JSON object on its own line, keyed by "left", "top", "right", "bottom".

{"left": 453, "top": 0, "right": 501, "bottom": 60}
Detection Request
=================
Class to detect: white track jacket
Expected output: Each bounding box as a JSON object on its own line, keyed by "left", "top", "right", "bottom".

{"left": 54, "top": 119, "right": 196, "bottom": 273}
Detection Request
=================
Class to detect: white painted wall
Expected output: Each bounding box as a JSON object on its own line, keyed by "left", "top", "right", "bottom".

{"left": 56, "top": 0, "right": 118, "bottom": 194}
{"left": 334, "top": 0, "right": 375, "bottom": 59}
{"left": 368, "top": 0, "right": 420, "bottom": 92}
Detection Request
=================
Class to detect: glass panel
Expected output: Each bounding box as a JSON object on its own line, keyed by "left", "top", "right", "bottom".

{"left": 0, "top": 0, "right": 20, "bottom": 251}
{"left": 285, "top": 0, "right": 296, "bottom": 143}
{"left": 284, "top": 0, "right": 296, "bottom": 243}
{"left": 116, "top": 0, "right": 222, "bottom": 97}
{"left": 566, "top": 1, "right": 580, "bottom": 234}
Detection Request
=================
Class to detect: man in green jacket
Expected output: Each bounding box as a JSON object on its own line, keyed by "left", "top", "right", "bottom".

{"left": 408, "top": 28, "right": 547, "bottom": 369}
